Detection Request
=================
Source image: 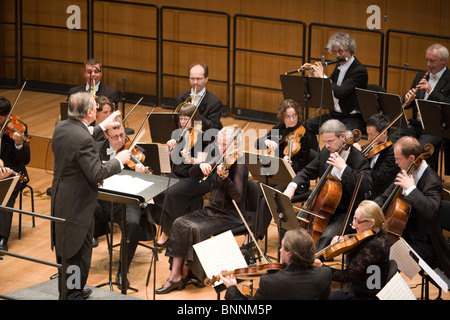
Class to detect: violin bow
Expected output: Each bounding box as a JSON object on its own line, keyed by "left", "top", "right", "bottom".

{"left": 232, "top": 199, "right": 270, "bottom": 264}
{"left": 127, "top": 108, "right": 154, "bottom": 150}
{"left": 122, "top": 97, "right": 144, "bottom": 124}
{"left": 1, "top": 81, "right": 27, "bottom": 134}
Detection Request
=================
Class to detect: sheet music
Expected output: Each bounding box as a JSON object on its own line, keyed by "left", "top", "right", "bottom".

{"left": 389, "top": 238, "right": 421, "bottom": 279}
{"left": 377, "top": 272, "right": 416, "bottom": 300}
{"left": 102, "top": 174, "right": 154, "bottom": 195}
{"left": 418, "top": 258, "right": 449, "bottom": 293}
{"left": 193, "top": 230, "right": 248, "bottom": 286}
{"left": 158, "top": 145, "right": 171, "bottom": 173}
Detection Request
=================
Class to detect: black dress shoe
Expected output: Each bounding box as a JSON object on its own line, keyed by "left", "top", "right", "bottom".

{"left": 155, "top": 278, "right": 185, "bottom": 294}
{"left": 92, "top": 237, "right": 98, "bottom": 248}
{"left": 81, "top": 288, "right": 93, "bottom": 299}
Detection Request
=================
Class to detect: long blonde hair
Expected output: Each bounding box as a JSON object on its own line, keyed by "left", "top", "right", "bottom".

{"left": 358, "top": 200, "right": 385, "bottom": 229}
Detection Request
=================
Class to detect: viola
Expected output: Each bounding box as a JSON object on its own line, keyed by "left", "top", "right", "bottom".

{"left": 204, "top": 262, "right": 285, "bottom": 286}
{"left": 297, "top": 129, "right": 361, "bottom": 242}
{"left": 182, "top": 122, "right": 202, "bottom": 163}
{"left": 283, "top": 125, "right": 306, "bottom": 162}
{"left": 315, "top": 229, "right": 374, "bottom": 260}
{"left": 381, "top": 143, "right": 434, "bottom": 245}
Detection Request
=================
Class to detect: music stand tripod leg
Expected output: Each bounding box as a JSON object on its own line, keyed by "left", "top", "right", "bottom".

{"left": 119, "top": 203, "right": 138, "bottom": 294}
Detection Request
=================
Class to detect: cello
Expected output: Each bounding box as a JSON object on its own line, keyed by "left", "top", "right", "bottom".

{"left": 381, "top": 143, "right": 434, "bottom": 245}
{"left": 297, "top": 129, "right": 361, "bottom": 242}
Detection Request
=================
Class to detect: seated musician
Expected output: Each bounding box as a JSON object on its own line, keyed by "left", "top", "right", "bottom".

{"left": 354, "top": 113, "right": 398, "bottom": 199}
{"left": 374, "top": 136, "right": 450, "bottom": 276}
{"left": 151, "top": 103, "right": 212, "bottom": 247}
{"left": 93, "top": 120, "right": 152, "bottom": 289}
{"left": 91, "top": 95, "right": 114, "bottom": 141}
{"left": 220, "top": 229, "right": 332, "bottom": 300}
{"left": 250, "top": 99, "right": 312, "bottom": 242}
{"left": 315, "top": 200, "right": 390, "bottom": 300}
{"left": 155, "top": 125, "right": 248, "bottom": 294}
{"left": 0, "top": 96, "right": 30, "bottom": 252}
{"left": 283, "top": 119, "right": 372, "bottom": 252}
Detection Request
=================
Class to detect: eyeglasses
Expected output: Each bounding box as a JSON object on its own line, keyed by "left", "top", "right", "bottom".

{"left": 350, "top": 217, "right": 370, "bottom": 229}
{"left": 107, "top": 133, "right": 126, "bottom": 140}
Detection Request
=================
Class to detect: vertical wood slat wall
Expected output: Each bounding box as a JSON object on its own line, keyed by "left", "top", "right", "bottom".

{"left": 1, "top": 0, "right": 450, "bottom": 122}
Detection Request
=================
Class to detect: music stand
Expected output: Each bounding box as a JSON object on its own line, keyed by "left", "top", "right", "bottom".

{"left": 148, "top": 112, "right": 179, "bottom": 144}
{"left": 280, "top": 75, "right": 335, "bottom": 120}
{"left": 139, "top": 143, "right": 171, "bottom": 176}
{"left": 60, "top": 102, "right": 69, "bottom": 121}
{"left": 244, "top": 151, "right": 295, "bottom": 187}
{"left": 0, "top": 176, "right": 19, "bottom": 261}
{"left": 356, "top": 88, "right": 407, "bottom": 129}
{"left": 260, "top": 183, "right": 301, "bottom": 261}
{"left": 415, "top": 99, "right": 450, "bottom": 177}
{"left": 97, "top": 170, "right": 179, "bottom": 299}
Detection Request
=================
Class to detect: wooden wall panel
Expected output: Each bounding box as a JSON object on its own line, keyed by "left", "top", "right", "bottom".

{"left": 1, "top": 0, "right": 450, "bottom": 118}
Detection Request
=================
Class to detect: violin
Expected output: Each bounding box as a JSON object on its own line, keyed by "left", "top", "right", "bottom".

{"left": 2, "top": 115, "right": 31, "bottom": 144}
{"left": 0, "top": 158, "right": 28, "bottom": 183}
{"left": 362, "top": 112, "right": 404, "bottom": 159}
{"left": 204, "top": 262, "right": 285, "bottom": 286}
{"left": 182, "top": 122, "right": 202, "bottom": 163}
{"left": 123, "top": 140, "right": 151, "bottom": 173}
{"left": 381, "top": 143, "right": 434, "bottom": 245}
{"left": 283, "top": 125, "right": 306, "bottom": 163}
{"left": 297, "top": 129, "right": 361, "bottom": 242}
{"left": 315, "top": 229, "right": 375, "bottom": 260}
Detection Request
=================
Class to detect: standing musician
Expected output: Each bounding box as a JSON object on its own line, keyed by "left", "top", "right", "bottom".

{"left": 374, "top": 136, "right": 450, "bottom": 276}
{"left": 315, "top": 200, "right": 390, "bottom": 300}
{"left": 354, "top": 113, "right": 398, "bottom": 200}
{"left": 93, "top": 120, "right": 151, "bottom": 289}
{"left": 0, "top": 96, "right": 30, "bottom": 253}
{"left": 176, "top": 62, "right": 223, "bottom": 133}
{"left": 155, "top": 126, "right": 248, "bottom": 294}
{"left": 283, "top": 119, "right": 371, "bottom": 252}
{"left": 390, "top": 44, "right": 450, "bottom": 173}
{"left": 301, "top": 32, "right": 368, "bottom": 151}
{"left": 151, "top": 103, "right": 212, "bottom": 247}
{"left": 220, "top": 229, "right": 332, "bottom": 300}
{"left": 252, "top": 99, "right": 312, "bottom": 241}
{"left": 68, "top": 58, "right": 120, "bottom": 108}
{"left": 51, "top": 92, "right": 130, "bottom": 300}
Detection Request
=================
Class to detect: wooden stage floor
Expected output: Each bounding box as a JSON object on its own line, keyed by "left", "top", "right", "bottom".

{"left": 0, "top": 89, "right": 448, "bottom": 301}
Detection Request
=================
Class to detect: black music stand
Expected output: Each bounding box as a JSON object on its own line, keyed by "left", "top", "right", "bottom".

{"left": 97, "top": 170, "right": 179, "bottom": 299}
{"left": 356, "top": 88, "right": 407, "bottom": 129}
{"left": 139, "top": 143, "right": 171, "bottom": 176}
{"left": 244, "top": 151, "right": 295, "bottom": 187}
{"left": 148, "top": 113, "right": 179, "bottom": 144}
{"left": 260, "top": 183, "right": 301, "bottom": 261}
{"left": 280, "top": 75, "right": 335, "bottom": 120}
{"left": 415, "top": 99, "right": 450, "bottom": 177}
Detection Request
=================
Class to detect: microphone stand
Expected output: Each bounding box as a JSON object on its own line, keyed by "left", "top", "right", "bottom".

{"left": 121, "top": 77, "right": 135, "bottom": 135}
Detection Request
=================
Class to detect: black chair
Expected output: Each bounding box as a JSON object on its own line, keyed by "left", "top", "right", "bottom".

{"left": 367, "top": 84, "right": 386, "bottom": 93}
{"left": 18, "top": 185, "right": 35, "bottom": 240}
{"left": 386, "top": 259, "right": 398, "bottom": 284}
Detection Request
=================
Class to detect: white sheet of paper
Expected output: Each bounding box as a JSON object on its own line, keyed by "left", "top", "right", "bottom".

{"left": 193, "top": 230, "right": 248, "bottom": 286}
{"left": 101, "top": 174, "right": 153, "bottom": 195}
{"left": 418, "top": 258, "right": 449, "bottom": 293}
{"left": 389, "top": 238, "right": 421, "bottom": 279}
{"left": 377, "top": 272, "right": 416, "bottom": 300}
{"left": 158, "top": 145, "right": 171, "bottom": 173}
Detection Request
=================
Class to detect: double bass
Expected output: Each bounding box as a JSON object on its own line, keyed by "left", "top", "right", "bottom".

{"left": 297, "top": 129, "right": 361, "bottom": 242}
{"left": 381, "top": 143, "right": 434, "bottom": 245}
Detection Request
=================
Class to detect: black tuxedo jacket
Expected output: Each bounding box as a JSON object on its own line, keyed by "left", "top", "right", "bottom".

{"left": 176, "top": 90, "right": 223, "bottom": 132}
{"left": 51, "top": 118, "right": 122, "bottom": 258}
{"left": 374, "top": 166, "right": 450, "bottom": 275}
{"left": 405, "top": 68, "right": 450, "bottom": 120}
{"left": 225, "top": 263, "right": 332, "bottom": 300}
{"left": 68, "top": 82, "right": 120, "bottom": 107}
{"left": 369, "top": 144, "right": 398, "bottom": 199}
{"left": 329, "top": 57, "right": 368, "bottom": 116}
{"left": 292, "top": 145, "right": 372, "bottom": 216}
